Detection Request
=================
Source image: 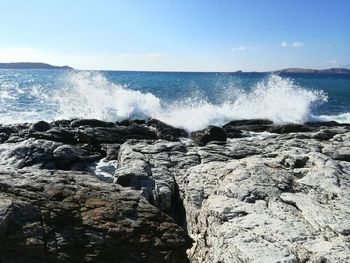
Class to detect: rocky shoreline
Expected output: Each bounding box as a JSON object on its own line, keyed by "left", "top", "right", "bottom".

{"left": 0, "top": 118, "right": 349, "bottom": 262}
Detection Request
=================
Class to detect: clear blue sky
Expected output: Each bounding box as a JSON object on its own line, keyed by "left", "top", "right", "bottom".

{"left": 0, "top": 0, "right": 349, "bottom": 71}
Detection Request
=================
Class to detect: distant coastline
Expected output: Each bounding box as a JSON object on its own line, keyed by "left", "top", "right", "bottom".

{"left": 235, "top": 67, "right": 350, "bottom": 75}
{"left": 1, "top": 63, "right": 349, "bottom": 75}
{"left": 0, "top": 62, "right": 73, "bottom": 70}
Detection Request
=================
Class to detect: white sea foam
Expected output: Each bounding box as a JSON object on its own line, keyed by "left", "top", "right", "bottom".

{"left": 51, "top": 72, "right": 328, "bottom": 131}
{"left": 317, "top": 112, "right": 350, "bottom": 124}
{"left": 53, "top": 72, "right": 161, "bottom": 121}
{"left": 155, "top": 75, "right": 328, "bottom": 130}
{"left": 1, "top": 71, "right": 340, "bottom": 130}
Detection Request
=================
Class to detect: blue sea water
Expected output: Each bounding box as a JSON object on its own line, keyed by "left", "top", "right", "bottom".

{"left": 0, "top": 69, "right": 349, "bottom": 131}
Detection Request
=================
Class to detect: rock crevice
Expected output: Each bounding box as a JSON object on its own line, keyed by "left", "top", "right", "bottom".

{"left": 1, "top": 118, "right": 350, "bottom": 262}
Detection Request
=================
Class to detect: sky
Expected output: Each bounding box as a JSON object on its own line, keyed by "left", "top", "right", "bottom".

{"left": 0, "top": 0, "right": 349, "bottom": 71}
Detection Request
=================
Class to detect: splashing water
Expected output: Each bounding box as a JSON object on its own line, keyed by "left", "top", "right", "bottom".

{"left": 53, "top": 72, "right": 161, "bottom": 121}
{"left": 318, "top": 112, "right": 350, "bottom": 124}
{"left": 2, "top": 70, "right": 345, "bottom": 131}
{"left": 48, "top": 72, "right": 327, "bottom": 131}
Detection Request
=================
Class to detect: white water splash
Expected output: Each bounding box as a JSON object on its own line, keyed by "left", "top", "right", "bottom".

{"left": 318, "top": 112, "right": 350, "bottom": 124}
{"left": 0, "top": 71, "right": 333, "bottom": 130}
{"left": 52, "top": 72, "right": 328, "bottom": 131}
{"left": 156, "top": 75, "right": 328, "bottom": 130}
{"left": 54, "top": 72, "right": 161, "bottom": 121}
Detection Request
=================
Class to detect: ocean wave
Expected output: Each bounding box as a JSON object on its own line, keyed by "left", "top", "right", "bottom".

{"left": 51, "top": 72, "right": 328, "bottom": 131}
{"left": 317, "top": 112, "right": 350, "bottom": 124}
{"left": 53, "top": 72, "right": 161, "bottom": 121}
{"left": 2, "top": 71, "right": 345, "bottom": 130}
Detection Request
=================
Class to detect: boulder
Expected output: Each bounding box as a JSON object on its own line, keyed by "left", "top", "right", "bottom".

{"left": 0, "top": 169, "right": 192, "bottom": 263}
{"left": 223, "top": 127, "right": 244, "bottom": 138}
{"left": 76, "top": 126, "right": 157, "bottom": 144}
{"left": 148, "top": 118, "right": 188, "bottom": 141}
{"left": 29, "top": 128, "right": 77, "bottom": 143}
{"left": 53, "top": 144, "right": 102, "bottom": 169}
{"left": 333, "top": 147, "right": 350, "bottom": 162}
{"left": 191, "top": 125, "right": 227, "bottom": 145}
{"left": 117, "top": 119, "right": 146, "bottom": 126}
{"left": 269, "top": 123, "right": 313, "bottom": 134}
{"left": 223, "top": 119, "right": 274, "bottom": 132}
{"left": 224, "top": 119, "right": 273, "bottom": 126}
{"left": 29, "top": 120, "right": 51, "bottom": 132}
{"left": 70, "top": 119, "right": 116, "bottom": 128}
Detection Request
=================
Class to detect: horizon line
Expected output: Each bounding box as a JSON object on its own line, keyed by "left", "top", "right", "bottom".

{"left": 1, "top": 62, "right": 349, "bottom": 73}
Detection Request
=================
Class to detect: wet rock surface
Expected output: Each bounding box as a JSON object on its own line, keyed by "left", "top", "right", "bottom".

{"left": 1, "top": 118, "right": 350, "bottom": 262}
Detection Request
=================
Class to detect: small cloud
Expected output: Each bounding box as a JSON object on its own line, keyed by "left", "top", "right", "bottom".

{"left": 281, "top": 41, "right": 287, "bottom": 48}
{"left": 232, "top": 46, "right": 247, "bottom": 52}
{"left": 329, "top": 59, "right": 337, "bottom": 65}
{"left": 232, "top": 46, "right": 262, "bottom": 52}
{"left": 291, "top": 42, "right": 304, "bottom": 48}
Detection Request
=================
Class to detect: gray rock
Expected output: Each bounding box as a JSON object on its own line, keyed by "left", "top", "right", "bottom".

{"left": 147, "top": 118, "right": 188, "bottom": 141}
{"left": 112, "top": 125, "right": 350, "bottom": 262}
{"left": 191, "top": 125, "right": 227, "bottom": 145}
{"left": 0, "top": 169, "right": 192, "bottom": 263}
{"left": 70, "top": 118, "right": 116, "bottom": 128}
{"left": 1, "top": 119, "right": 350, "bottom": 262}
{"left": 53, "top": 144, "right": 102, "bottom": 169}
{"left": 333, "top": 147, "right": 350, "bottom": 162}
{"left": 29, "top": 120, "right": 51, "bottom": 132}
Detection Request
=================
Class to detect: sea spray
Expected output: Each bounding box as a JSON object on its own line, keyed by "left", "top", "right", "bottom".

{"left": 318, "top": 112, "right": 350, "bottom": 124}
{"left": 1, "top": 70, "right": 340, "bottom": 129}
{"left": 53, "top": 71, "right": 161, "bottom": 121}
{"left": 155, "top": 75, "right": 328, "bottom": 130}
{"left": 52, "top": 72, "right": 327, "bottom": 131}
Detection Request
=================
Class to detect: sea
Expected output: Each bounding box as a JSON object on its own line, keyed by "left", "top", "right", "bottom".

{"left": 0, "top": 69, "right": 349, "bottom": 132}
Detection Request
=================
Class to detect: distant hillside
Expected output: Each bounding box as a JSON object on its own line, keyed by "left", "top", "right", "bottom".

{"left": 273, "top": 68, "right": 350, "bottom": 75}
{"left": 234, "top": 68, "right": 350, "bottom": 75}
{"left": 0, "top": 62, "right": 73, "bottom": 70}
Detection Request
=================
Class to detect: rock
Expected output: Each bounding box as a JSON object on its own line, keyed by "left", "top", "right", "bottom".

{"left": 29, "top": 120, "right": 51, "bottom": 132}
{"left": 76, "top": 126, "right": 157, "bottom": 144}
{"left": 223, "top": 119, "right": 274, "bottom": 132}
{"left": 223, "top": 127, "right": 244, "bottom": 138}
{"left": 304, "top": 121, "right": 348, "bottom": 127}
{"left": 1, "top": 119, "right": 350, "bottom": 262}
{"left": 51, "top": 119, "right": 74, "bottom": 128}
{"left": 30, "top": 128, "right": 77, "bottom": 143}
{"left": 0, "top": 138, "right": 103, "bottom": 171}
{"left": 191, "top": 125, "right": 227, "bottom": 145}
{"left": 224, "top": 119, "right": 273, "bottom": 126}
{"left": 111, "top": 125, "right": 350, "bottom": 262}
{"left": 0, "top": 132, "right": 9, "bottom": 143}
{"left": 117, "top": 119, "right": 146, "bottom": 126}
{"left": 333, "top": 147, "right": 350, "bottom": 162}
{"left": 0, "top": 169, "right": 192, "bottom": 263}
{"left": 53, "top": 144, "right": 102, "bottom": 170}
{"left": 269, "top": 123, "right": 313, "bottom": 133}
{"left": 0, "top": 124, "right": 30, "bottom": 143}
{"left": 312, "top": 129, "right": 338, "bottom": 141}
{"left": 102, "top": 143, "right": 121, "bottom": 161}
{"left": 0, "top": 138, "right": 62, "bottom": 169}
{"left": 148, "top": 119, "right": 188, "bottom": 141}
{"left": 70, "top": 119, "right": 116, "bottom": 128}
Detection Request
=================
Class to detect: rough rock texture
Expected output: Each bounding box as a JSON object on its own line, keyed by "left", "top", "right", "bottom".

{"left": 1, "top": 118, "right": 350, "bottom": 262}
{"left": 191, "top": 126, "right": 227, "bottom": 145}
{"left": 148, "top": 118, "right": 188, "bottom": 141}
{"left": 0, "top": 169, "right": 192, "bottom": 263}
{"left": 0, "top": 119, "right": 192, "bottom": 263}
{"left": 113, "top": 123, "right": 350, "bottom": 263}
